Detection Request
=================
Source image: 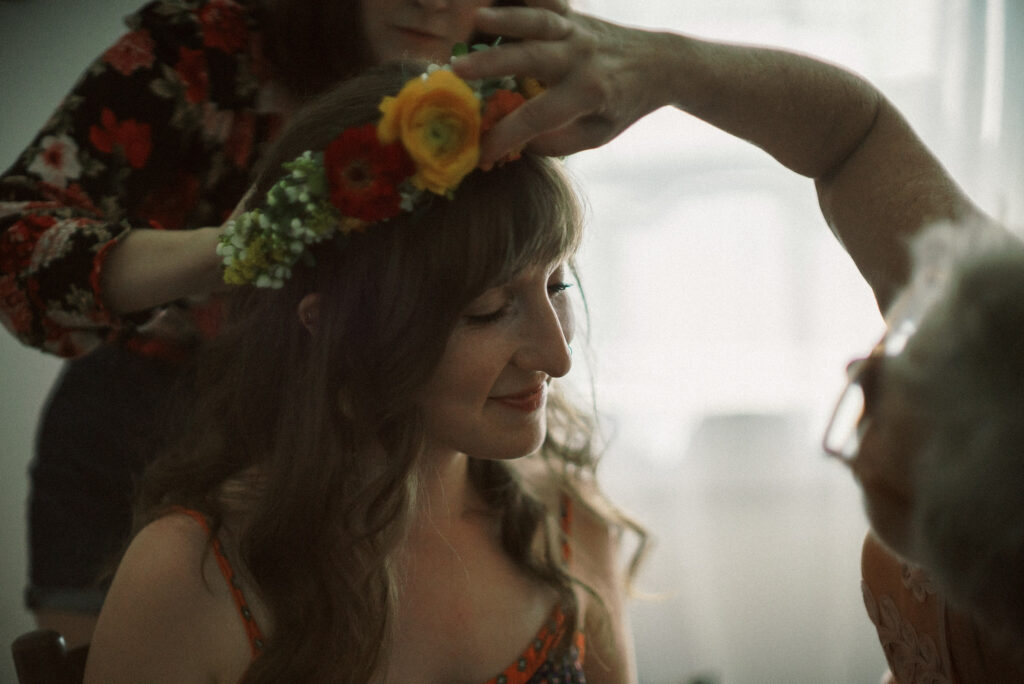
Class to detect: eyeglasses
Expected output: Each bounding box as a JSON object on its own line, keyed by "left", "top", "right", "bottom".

{"left": 822, "top": 356, "right": 874, "bottom": 462}
{"left": 822, "top": 320, "right": 917, "bottom": 462}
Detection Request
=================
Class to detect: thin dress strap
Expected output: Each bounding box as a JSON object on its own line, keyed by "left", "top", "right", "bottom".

{"left": 171, "top": 507, "right": 266, "bottom": 658}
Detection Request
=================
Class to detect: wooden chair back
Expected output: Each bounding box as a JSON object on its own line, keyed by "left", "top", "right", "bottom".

{"left": 11, "top": 629, "right": 88, "bottom": 684}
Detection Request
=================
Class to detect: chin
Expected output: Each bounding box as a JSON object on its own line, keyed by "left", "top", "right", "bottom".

{"left": 477, "top": 430, "right": 547, "bottom": 462}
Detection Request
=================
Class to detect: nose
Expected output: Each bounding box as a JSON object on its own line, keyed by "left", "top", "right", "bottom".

{"left": 513, "top": 297, "right": 574, "bottom": 379}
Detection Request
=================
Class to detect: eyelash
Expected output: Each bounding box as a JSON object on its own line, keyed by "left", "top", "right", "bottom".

{"left": 464, "top": 281, "right": 573, "bottom": 325}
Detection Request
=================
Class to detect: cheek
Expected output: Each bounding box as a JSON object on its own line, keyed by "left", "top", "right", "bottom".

{"left": 359, "top": 0, "right": 401, "bottom": 51}
{"left": 852, "top": 418, "right": 920, "bottom": 557}
{"left": 451, "top": 0, "right": 494, "bottom": 38}
{"left": 424, "top": 334, "right": 505, "bottom": 405}
{"left": 857, "top": 470, "right": 914, "bottom": 555}
{"left": 359, "top": 10, "right": 381, "bottom": 52}
{"left": 358, "top": 0, "right": 376, "bottom": 28}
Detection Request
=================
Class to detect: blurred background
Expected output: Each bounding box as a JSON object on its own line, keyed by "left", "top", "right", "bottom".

{"left": 2, "top": 0, "right": 1021, "bottom": 682}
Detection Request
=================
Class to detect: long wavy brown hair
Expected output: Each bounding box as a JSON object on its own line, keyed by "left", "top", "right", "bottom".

{"left": 136, "top": 62, "right": 645, "bottom": 683}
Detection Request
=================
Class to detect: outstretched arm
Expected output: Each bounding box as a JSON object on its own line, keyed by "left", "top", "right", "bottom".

{"left": 454, "top": 1, "right": 994, "bottom": 312}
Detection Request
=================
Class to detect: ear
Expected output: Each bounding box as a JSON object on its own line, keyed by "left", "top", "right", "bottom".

{"left": 298, "top": 293, "right": 322, "bottom": 334}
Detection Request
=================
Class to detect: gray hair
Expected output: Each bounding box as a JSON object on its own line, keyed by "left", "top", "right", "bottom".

{"left": 886, "top": 220, "right": 1024, "bottom": 638}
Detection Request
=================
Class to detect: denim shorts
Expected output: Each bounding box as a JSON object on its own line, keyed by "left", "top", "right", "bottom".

{"left": 26, "top": 343, "right": 186, "bottom": 614}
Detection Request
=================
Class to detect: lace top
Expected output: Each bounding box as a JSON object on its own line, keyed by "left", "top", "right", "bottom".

{"left": 861, "top": 532, "right": 1024, "bottom": 683}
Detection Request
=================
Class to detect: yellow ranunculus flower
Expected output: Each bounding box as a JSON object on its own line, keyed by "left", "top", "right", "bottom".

{"left": 378, "top": 69, "right": 481, "bottom": 195}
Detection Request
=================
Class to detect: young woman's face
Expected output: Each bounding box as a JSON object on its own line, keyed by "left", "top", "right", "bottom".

{"left": 360, "top": 0, "right": 495, "bottom": 64}
{"left": 417, "top": 261, "right": 575, "bottom": 461}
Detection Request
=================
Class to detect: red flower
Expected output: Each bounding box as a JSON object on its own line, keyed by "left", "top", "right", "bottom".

{"left": 175, "top": 47, "right": 209, "bottom": 104}
{"left": 89, "top": 108, "right": 153, "bottom": 169}
{"left": 56, "top": 183, "right": 102, "bottom": 216}
{"left": 481, "top": 89, "right": 526, "bottom": 133}
{"left": 136, "top": 173, "right": 200, "bottom": 230}
{"left": 324, "top": 124, "right": 416, "bottom": 223}
{"left": 199, "top": 0, "right": 248, "bottom": 54}
{"left": 102, "top": 29, "right": 156, "bottom": 76}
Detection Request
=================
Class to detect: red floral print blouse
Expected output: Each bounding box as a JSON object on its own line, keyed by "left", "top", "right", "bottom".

{"left": 0, "top": 0, "right": 283, "bottom": 357}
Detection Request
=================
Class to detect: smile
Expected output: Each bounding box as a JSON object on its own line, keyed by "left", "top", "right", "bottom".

{"left": 490, "top": 384, "right": 546, "bottom": 412}
{"left": 392, "top": 26, "right": 445, "bottom": 42}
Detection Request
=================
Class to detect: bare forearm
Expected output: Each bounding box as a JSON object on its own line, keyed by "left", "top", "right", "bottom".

{"left": 101, "top": 227, "right": 225, "bottom": 314}
{"left": 666, "top": 35, "right": 880, "bottom": 178}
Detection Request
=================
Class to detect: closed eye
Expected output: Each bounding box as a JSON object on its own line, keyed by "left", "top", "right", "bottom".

{"left": 464, "top": 304, "right": 509, "bottom": 325}
{"left": 464, "top": 274, "right": 572, "bottom": 325}
{"left": 548, "top": 281, "right": 573, "bottom": 297}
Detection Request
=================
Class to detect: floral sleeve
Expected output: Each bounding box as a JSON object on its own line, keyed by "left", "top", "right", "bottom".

{"left": 0, "top": 0, "right": 277, "bottom": 357}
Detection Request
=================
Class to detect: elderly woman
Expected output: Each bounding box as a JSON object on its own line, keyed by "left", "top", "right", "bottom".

{"left": 824, "top": 222, "right": 1024, "bottom": 682}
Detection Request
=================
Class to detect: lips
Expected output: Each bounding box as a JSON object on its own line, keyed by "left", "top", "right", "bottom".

{"left": 397, "top": 26, "right": 439, "bottom": 38}
{"left": 392, "top": 25, "right": 446, "bottom": 43}
{"left": 490, "top": 384, "right": 546, "bottom": 412}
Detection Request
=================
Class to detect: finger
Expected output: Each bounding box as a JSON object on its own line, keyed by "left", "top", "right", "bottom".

{"left": 523, "top": 0, "right": 569, "bottom": 12}
{"left": 478, "top": 94, "right": 589, "bottom": 167}
{"left": 471, "top": 6, "right": 574, "bottom": 42}
{"left": 453, "top": 40, "right": 568, "bottom": 84}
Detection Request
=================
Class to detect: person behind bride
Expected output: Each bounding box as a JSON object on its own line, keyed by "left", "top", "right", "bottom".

{"left": 1, "top": 0, "right": 513, "bottom": 648}
{"left": 824, "top": 222, "right": 1024, "bottom": 682}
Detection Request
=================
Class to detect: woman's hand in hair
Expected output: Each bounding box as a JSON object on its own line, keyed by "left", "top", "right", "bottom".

{"left": 453, "top": 0, "right": 678, "bottom": 168}
{"left": 101, "top": 226, "right": 232, "bottom": 314}
{"left": 100, "top": 191, "right": 252, "bottom": 315}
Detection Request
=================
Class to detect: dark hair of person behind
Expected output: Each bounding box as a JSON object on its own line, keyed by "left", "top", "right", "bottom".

{"left": 255, "top": 0, "right": 529, "bottom": 101}
{"left": 254, "top": 0, "right": 372, "bottom": 99}
{"left": 134, "top": 62, "right": 637, "bottom": 683}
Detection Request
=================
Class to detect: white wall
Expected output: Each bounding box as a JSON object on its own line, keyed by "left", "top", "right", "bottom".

{"left": 0, "top": 3, "right": 143, "bottom": 682}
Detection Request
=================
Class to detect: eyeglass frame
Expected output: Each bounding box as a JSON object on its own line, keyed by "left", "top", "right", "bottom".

{"left": 822, "top": 319, "right": 917, "bottom": 462}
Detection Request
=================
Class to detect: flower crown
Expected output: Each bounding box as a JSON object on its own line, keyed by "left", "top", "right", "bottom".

{"left": 218, "top": 46, "right": 542, "bottom": 288}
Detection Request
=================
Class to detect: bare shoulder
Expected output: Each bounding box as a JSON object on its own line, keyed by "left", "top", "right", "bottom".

{"left": 85, "top": 513, "right": 251, "bottom": 684}
{"left": 568, "top": 479, "right": 626, "bottom": 575}
{"left": 512, "top": 457, "right": 639, "bottom": 682}
{"left": 508, "top": 457, "right": 639, "bottom": 682}
{"left": 512, "top": 457, "right": 627, "bottom": 580}
{"left": 564, "top": 479, "right": 641, "bottom": 684}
